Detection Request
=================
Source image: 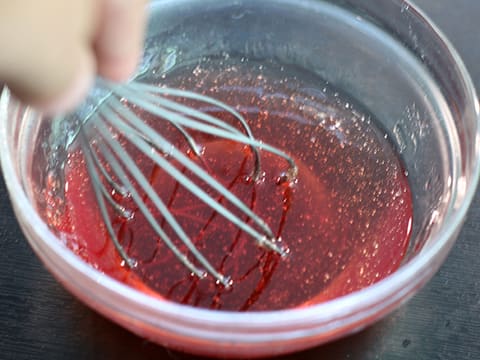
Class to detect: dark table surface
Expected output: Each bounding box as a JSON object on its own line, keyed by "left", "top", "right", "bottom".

{"left": 1, "top": 1, "right": 480, "bottom": 359}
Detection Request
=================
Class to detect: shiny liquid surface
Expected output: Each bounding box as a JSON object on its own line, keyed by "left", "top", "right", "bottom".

{"left": 50, "top": 59, "right": 412, "bottom": 311}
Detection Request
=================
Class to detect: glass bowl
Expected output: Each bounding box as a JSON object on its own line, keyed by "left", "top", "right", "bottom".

{"left": 1, "top": 0, "right": 479, "bottom": 358}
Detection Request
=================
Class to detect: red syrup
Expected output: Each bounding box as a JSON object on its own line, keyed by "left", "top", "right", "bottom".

{"left": 48, "top": 60, "right": 413, "bottom": 311}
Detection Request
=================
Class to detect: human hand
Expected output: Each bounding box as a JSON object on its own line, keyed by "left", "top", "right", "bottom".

{"left": 0, "top": 0, "right": 147, "bottom": 114}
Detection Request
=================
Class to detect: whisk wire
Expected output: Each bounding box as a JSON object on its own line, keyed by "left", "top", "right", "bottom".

{"left": 88, "top": 116, "right": 232, "bottom": 285}
{"left": 112, "top": 84, "right": 298, "bottom": 176}
{"left": 111, "top": 84, "right": 262, "bottom": 179}
{"left": 108, "top": 81, "right": 255, "bottom": 138}
{"left": 80, "top": 130, "right": 137, "bottom": 268}
{"left": 101, "top": 101, "right": 283, "bottom": 249}
{"left": 67, "top": 80, "right": 298, "bottom": 285}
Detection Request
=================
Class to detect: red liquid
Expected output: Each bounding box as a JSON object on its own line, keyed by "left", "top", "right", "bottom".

{"left": 49, "top": 60, "right": 413, "bottom": 311}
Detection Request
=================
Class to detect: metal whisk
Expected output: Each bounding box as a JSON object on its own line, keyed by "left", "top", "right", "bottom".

{"left": 60, "top": 79, "right": 298, "bottom": 288}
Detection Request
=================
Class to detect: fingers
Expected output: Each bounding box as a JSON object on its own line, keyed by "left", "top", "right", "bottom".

{"left": 22, "top": 49, "right": 96, "bottom": 115}
{"left": 0, "top": 0, "right": 98, "bottom": 114}
{"left": 0, "top": 0, "right": 148, "bottom": 114}
{"left": 3, "top": 36, "right": 96, "bottom": 114}
{"left": 0, "top": 49, "right": 93, "bottom": 115}
{"left": 94, "top": 0, "right": 148, "bottom": 82}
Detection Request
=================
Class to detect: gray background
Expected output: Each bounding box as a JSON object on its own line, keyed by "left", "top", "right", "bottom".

{"left": 1, "top": 1, "right": 480, "bottom": 359}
